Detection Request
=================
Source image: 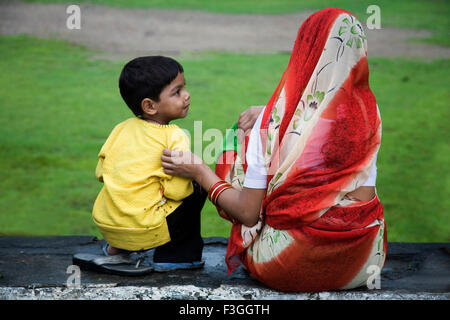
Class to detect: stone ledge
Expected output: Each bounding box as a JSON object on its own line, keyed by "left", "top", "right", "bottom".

{"left": 0, "top": 285, "right": 448, "bottom": 300}
{"left": 0, "top": 285, "right": 450, "bottom": 300}
{"left": 0, "top": 236, "right": 448, "bottom": 300}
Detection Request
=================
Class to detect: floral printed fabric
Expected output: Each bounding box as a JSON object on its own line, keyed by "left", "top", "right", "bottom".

{"left": 215, "top": 8, "right": 386, "bottom": 292}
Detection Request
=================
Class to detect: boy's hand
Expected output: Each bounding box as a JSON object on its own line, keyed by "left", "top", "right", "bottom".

{"left": 237, "top": 105, "right": 265, "bottom": 143}
{"left": 161, "top": 149, "right": 204, "bottom": 179}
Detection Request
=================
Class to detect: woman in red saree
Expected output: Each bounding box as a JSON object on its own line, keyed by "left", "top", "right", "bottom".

{"left": 161, "top": 8, "right": 386, "bottom": 292}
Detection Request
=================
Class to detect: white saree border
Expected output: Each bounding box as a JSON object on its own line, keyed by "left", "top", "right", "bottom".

{"left": 341, "top": 218, "right": 386, "bottom": 290}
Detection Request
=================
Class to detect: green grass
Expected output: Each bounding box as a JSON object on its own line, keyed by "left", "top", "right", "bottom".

{"left": 369, "top": 58, "right": 450, "bottom": 241}
{"left": 0, "top": 35, "right": 449, "bottom": 242}
{"left": 20, "top": 0, "right": 450, "bottom": 46}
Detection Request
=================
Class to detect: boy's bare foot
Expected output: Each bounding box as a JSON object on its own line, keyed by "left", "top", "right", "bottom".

{"left": 105, "top": 244, "right": 124, "bottom": 256}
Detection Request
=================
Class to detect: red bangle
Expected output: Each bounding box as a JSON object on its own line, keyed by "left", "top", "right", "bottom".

{"left": 208, "top": 180, "right": 232, "bottom": 205}
{"left": 213, "top": 184, "right": 232, "bottom": 205}
{"left": 209, "top": 181, "right": 227, "bottom": 201}
{"left": 208, "top": 181, "right": 226, "bottom": 200}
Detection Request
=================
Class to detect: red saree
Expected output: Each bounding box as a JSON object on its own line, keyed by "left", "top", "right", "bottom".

{"left": 215, "top": 8, "right": 387, "bottom": 292}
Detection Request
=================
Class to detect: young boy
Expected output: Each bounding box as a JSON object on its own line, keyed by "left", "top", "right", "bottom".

{"left": 91, "top": 56, "right": 205, "bottom": 272}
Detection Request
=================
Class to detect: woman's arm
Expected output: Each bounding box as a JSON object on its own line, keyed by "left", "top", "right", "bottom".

{"left": 161, "top": 149, "right": 265, "bottom": 227}
{"left": 195, "top": 163, "right": 265, "bottom": 227}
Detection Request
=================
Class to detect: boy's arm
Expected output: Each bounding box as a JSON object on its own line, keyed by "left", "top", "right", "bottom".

{"left": 95, "top": 155, "right": 104, "bottom": 183}
{"left": 94, "top": 121, "right": 125, "bottom": 183}
{"left": 160, "top": 174, "right": 193, "bottom": 201}
{"left": 160, "top": 128, "right": 194, "bottom": 201}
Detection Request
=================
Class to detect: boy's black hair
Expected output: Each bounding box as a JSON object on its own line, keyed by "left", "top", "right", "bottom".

{"left": 119, "top": 56, "right": 184, "bottom": 116}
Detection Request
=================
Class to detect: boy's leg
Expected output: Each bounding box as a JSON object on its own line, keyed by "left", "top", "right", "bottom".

{"left": 153, "top": 181, "right": 207, "bottom": 263}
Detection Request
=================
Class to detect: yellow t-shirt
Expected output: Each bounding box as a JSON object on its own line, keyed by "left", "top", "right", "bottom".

{"left": 92, "top": 117, "right": 193, "bottom": 251}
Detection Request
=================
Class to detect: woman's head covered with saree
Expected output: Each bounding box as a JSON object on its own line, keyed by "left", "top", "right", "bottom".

{"left": 216, "top": 8, "right": 385, "bottom": 292}
{"left": 260, "top": 7, "right": 381, "bottom": 227}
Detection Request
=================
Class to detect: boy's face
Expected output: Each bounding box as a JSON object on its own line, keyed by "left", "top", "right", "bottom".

{"left": 144, "top": 72, "right": 190, "bottom": 124}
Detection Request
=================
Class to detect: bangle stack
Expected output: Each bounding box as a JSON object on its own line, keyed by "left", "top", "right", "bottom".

{"left": 208, "top": 180, "right": 232, "bottom": 206}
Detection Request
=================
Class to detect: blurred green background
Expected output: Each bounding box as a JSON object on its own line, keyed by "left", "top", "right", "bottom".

{"left": 0, "top": 0, "right": 449, "bottom": 242}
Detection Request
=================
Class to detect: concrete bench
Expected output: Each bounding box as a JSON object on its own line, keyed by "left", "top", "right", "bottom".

{"left": 0, "top": 236, "right": 448, "bottom": 300}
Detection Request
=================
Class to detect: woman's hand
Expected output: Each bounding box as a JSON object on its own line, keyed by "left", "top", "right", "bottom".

{"left": 237, "top": 105, "right": 265, "bottom": 143}
{"left": 161, "top": 148, "right": 265, "bottom": 227}
{"left": 161, "top": 149, "right": 204, "bottom": 180}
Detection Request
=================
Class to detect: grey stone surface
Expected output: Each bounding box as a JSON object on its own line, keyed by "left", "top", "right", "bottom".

{"left": 0, "top": 236, "right": 449, "bottom": 300}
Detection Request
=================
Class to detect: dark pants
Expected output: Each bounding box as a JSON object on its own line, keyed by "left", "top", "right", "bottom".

{"left": 153, "top": 181, "right": 206, "bottom": 263}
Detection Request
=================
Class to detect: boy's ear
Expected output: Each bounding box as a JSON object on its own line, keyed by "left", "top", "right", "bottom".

{"left": 141, "top": 98, "right": 158, "bottom": 116}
